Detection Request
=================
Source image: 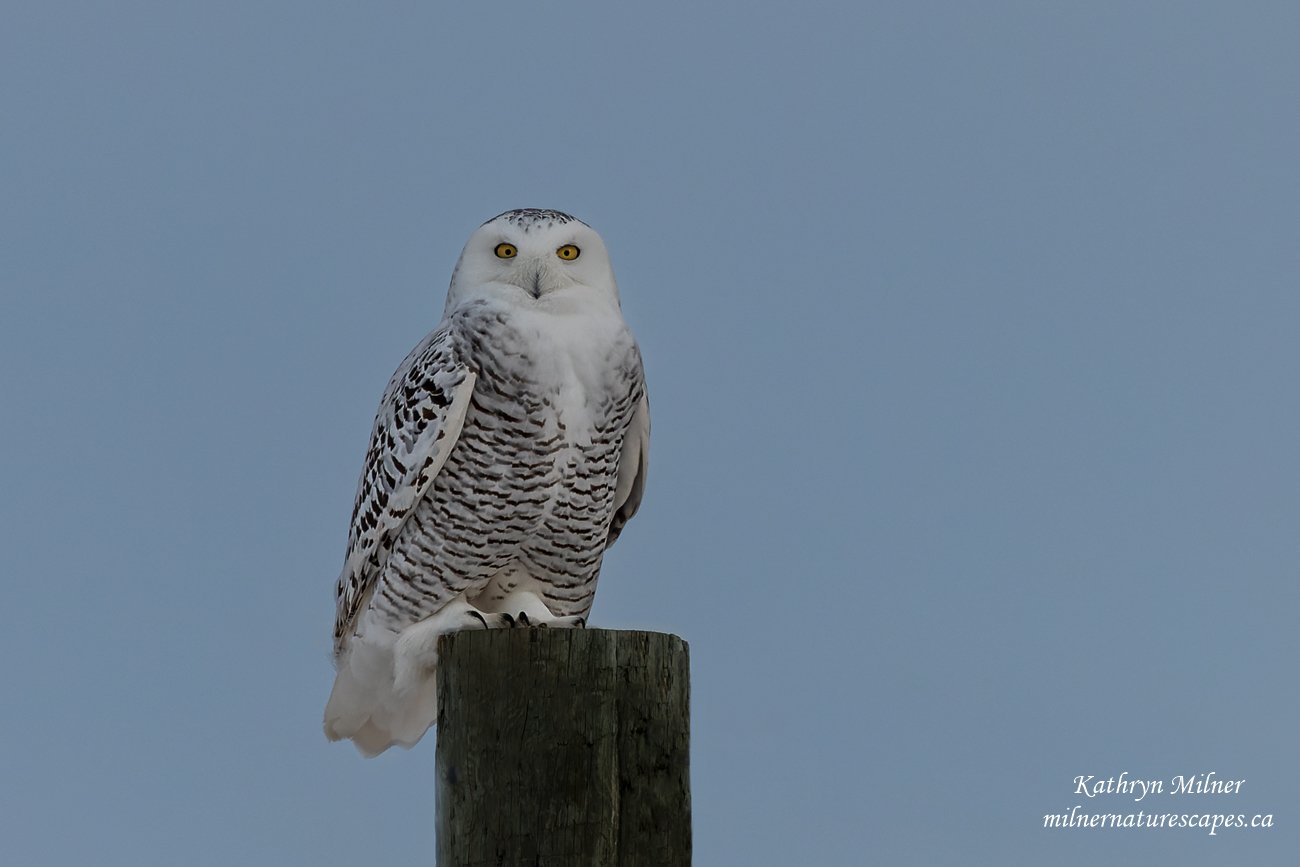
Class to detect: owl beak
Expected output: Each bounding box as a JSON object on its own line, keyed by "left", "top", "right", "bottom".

{"left": 502, "top": 257, "right": 562, "bottom": 300}
{"left": 513, "top": 260, "right": 552, "bottom": 299}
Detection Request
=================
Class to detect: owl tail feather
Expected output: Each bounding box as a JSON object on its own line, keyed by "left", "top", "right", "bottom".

{"left": 324, "top": 632, "right": 438, "bottom": 758}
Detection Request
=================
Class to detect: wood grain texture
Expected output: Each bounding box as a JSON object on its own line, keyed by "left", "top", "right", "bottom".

{"left": 436, "top": 629, "right": 690, "bottom": 867}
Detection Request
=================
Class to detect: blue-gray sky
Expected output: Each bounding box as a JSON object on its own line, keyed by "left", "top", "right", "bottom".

{"left": 2, "top": 2, "right": 1297, "bottom": 864}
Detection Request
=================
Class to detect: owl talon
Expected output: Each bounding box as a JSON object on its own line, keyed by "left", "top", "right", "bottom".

{"left": 461, "top": 608, "right": 514, "bottom": 630}
{"left": 517, "top": 611, "right": 531, "bottom": 627}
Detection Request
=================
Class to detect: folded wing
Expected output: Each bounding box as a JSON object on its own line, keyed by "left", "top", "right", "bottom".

{"left": 332, "top": 326, "right": 477, "bottom": 653}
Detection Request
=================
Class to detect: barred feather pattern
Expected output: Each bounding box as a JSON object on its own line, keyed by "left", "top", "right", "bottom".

{"left": 332, "top": 324, "right": 474, "bottom": 652}
{"left": 334, "top": 298, "right": 645, "bottom": 651}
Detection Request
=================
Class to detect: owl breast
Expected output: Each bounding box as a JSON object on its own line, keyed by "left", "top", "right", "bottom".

{"left": 368, "top": 301, "right": 644, "bottom": 632}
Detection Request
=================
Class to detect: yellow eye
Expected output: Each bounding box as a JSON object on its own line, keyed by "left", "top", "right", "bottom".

{"left": 494, "top": 243, "right": 517, "bottom": 259}
{"left": 556, "top": 244, "right": 580, "bottom": 261}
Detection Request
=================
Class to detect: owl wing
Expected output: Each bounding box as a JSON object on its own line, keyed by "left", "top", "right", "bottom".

{"left": 607, "top": 392, "right": 649, "bottom": 547}
{"left": 333, "top": 325, "right": 477, "bottom": 652}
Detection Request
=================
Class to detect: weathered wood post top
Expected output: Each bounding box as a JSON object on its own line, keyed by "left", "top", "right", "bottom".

{"left": 436, "top": 628, "right": 691, "bottom": 867}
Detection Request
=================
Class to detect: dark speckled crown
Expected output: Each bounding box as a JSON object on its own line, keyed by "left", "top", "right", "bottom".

{"left": 484, "top": 208, "right": 587, "bottom": 231}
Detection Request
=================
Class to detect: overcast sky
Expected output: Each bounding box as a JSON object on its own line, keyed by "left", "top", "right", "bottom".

{"left": 2, "top": 2, "right": 1298, "bottom": 864}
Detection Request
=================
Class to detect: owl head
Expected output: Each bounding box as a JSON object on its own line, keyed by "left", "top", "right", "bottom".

{"left": 445, "top": 209, "right": 620, "bottom": 313}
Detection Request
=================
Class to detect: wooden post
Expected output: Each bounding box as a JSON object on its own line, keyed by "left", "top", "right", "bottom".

{"left": 436, "top": 628, "right": 691, "bottom": 866}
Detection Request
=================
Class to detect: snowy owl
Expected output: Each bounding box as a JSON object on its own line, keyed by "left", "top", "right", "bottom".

{"left": 324, "top": 209, "right": 649, "bottom": 756}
